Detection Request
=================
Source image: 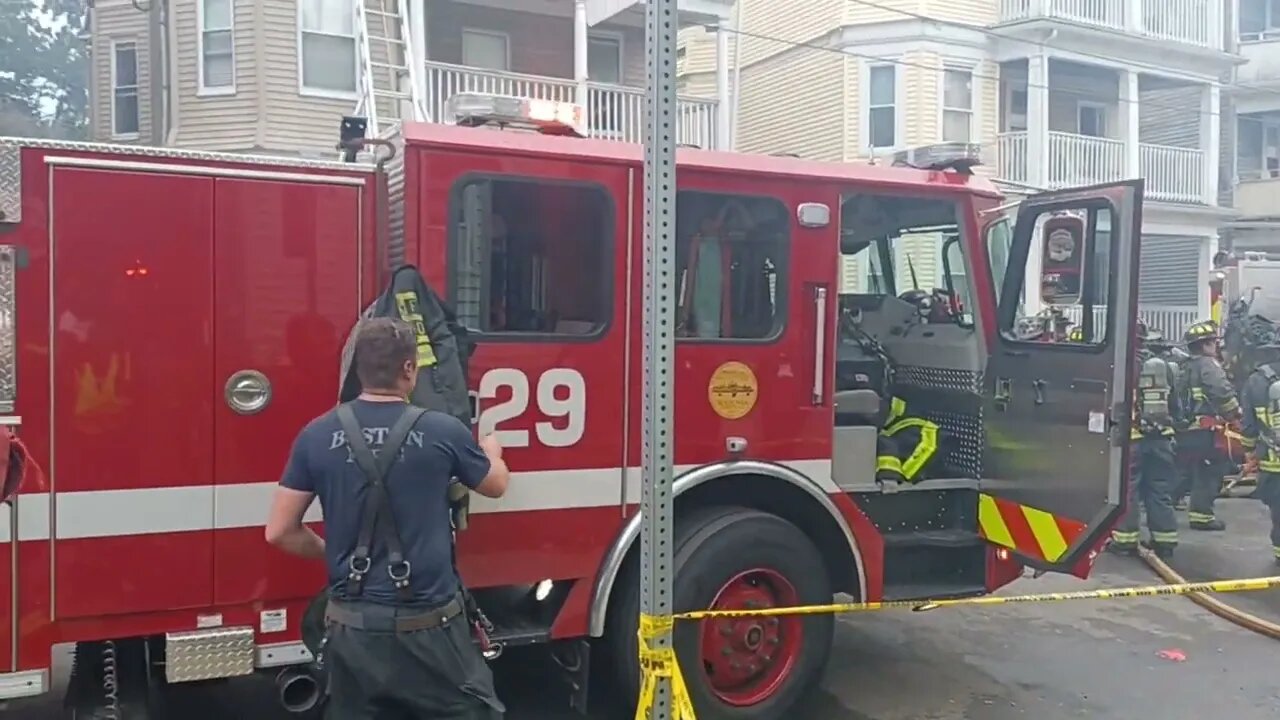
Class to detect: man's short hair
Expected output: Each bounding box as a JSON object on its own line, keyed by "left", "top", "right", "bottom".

{"left": 353, "top": 317, "right": 417, "bottom": 390}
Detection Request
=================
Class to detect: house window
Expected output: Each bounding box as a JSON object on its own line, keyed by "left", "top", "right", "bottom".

{"left": 462, "top": 29, "right": 510, "bottom": 72}
{"left": 200, "top": 0, "right": 234, "bottom": 93}
{"left": 111, "top": 42, "right": 140, "bottom": 137}
{"left": 1240, "top": 0, "right": 1280, "bottom": 40}
{"left": 300, "top": 0, "right": 356, "bottom": 96}
{"left": 868, "top": 65, "right": 896, "bottom": 149}
{"left": 1238, "top": 116, "right": 1280, "bottom": 179}
{"left": 1078, "top": 102, "right": 1107, "bottom": 138}
{"left": 1005, "top": 87, "right": 1028, "bottom": 132}
{"left": 942, "top": 67, "right": 973, "bottom": 143}
{"left": 588, "top": 35, "right": 622, "bottom": 84}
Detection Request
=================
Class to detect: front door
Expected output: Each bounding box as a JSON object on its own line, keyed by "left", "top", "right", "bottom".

{"left": 981, "top": 180, "right": 1143, "bottom": 574}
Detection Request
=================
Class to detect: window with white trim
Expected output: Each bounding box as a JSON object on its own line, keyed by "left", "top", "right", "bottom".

{"left": 200, "top": 0, "right": 234, "bottom": 92}
{"left": 942, "top": 67, "right": 973, "bottom": 143}
{"left": 1240, "top": 0, "right": 1280, "bottom": 41}
{"left": 462, "top": 29, "right": 510, "bottom": 72}
{"left": 111, "top": 42, "right": 140, "bottom": 137}
{"left": 1238, "top": 115, "right": 1280, "bottom": 179}
{"left": 588, "top": 35, "right": 622, "bottom": 84}
{"left": 1077, "top": 102, "right": 1107, "bottom": 138}
{"left": 300, "top": 0, "right": 356, "bottom": 95}
{"left": 868, "top": 65, "right": 896, "bottom": 149}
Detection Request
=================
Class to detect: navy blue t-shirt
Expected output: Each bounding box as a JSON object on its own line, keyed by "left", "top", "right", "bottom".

{"left": 279, "top": 400, "right": 491, "bottom": 607}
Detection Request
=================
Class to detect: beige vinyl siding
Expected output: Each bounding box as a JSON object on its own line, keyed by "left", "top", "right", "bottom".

{"left": 739, "top": 0, "right": 840, "bottom": 68}
{"left": 677, "top": 26, "right": 726, "bottom": 98}
{"left": 170, "top": 0, "right": 260, "bottom": 151}
{"left": 904, "top": 51, "right": 939, "bottom": 148}
{"left": 736, "top": 48, "right": 844, "bottom": 160}
{"left": 846, "top": 0, "right": 923, "bottom": 25}
{"left": 922, "top": 0, "right": 997, "bottom": 25}
{"left": 91, "top": 4, "right": 151, "bottom": 143}
{"left": 259, "top": 0, "right": 350, "bottom": 156}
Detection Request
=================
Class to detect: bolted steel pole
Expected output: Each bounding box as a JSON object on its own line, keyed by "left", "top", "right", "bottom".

{"left": 639, "top": 0, "right": 678, "bottom": 718}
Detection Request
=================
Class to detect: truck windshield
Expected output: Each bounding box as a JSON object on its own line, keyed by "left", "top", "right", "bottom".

{"left": 838, "top": 193, "right": 969, "bottom": 317}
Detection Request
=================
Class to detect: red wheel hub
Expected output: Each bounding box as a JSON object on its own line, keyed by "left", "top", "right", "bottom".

{"left": 698, "top": 568, "right": 802, "bottom": 706}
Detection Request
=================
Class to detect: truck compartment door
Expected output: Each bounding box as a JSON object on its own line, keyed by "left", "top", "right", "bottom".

{"left": 981, "top": 180, "right": 1142, "bottom": 575}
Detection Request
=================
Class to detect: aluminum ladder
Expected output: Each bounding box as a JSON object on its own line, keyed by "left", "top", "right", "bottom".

{"left": 354, "top": 0, "right": 428, "bottom": 138}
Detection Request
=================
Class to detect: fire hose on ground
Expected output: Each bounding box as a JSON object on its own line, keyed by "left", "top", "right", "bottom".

{"left": 1137, "top": 547, "right": 1280, "bottom": 641}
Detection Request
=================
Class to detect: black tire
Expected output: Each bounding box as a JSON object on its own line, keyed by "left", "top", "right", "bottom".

{"left": 606, "top": 506, "right": 834, "bottom": 720}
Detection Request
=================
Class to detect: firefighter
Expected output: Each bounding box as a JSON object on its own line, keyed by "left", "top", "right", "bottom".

{"left": 1238, "top": 340, "right": 1280, "bottom": 568}
{"left": 875, "top": 396, "right": 943, "bottom": 484}
{"left": 266, "top": 318, "right": 510, "bottom": 719}
{"left": 1179, "top": 320, "right": 1242, "bottom": 531}
{"left": 1147, "top": 332, "right": 1193, "bottom": 510}
{"left": 1109, "top": 322, "right": 1181, "bottom": 558}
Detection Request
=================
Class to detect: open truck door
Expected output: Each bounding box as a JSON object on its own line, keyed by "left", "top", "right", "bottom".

{"left": 981, "top": 180, "right": 1143, "bottom": 576}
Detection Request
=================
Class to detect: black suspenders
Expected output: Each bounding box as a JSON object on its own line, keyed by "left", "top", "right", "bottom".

{"left": 336, "top": 402, "right": 426, "bottom": 603}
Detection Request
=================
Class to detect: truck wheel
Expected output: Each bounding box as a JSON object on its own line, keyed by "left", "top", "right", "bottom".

{"left": 607, "top": 506, "right": 834, "bottom": 720}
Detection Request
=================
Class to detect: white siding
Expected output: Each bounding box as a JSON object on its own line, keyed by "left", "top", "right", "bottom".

{"left": 736, "top": 48, "right": 845, "bottom": 160}
{"left": 1139, "top": 236, "right": 1203, "bottom": 305}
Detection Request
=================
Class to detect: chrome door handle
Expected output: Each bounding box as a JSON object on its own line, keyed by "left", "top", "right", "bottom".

{"left": 225, "top": 370, "right": 272, "bottom": 415}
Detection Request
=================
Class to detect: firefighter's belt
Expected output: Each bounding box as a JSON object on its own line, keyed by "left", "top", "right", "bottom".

{"left": 325, "top": 596, "right": 464, "bottom": 632}
{"left": 337, "top": 403, "right": 427, "bottom": 603}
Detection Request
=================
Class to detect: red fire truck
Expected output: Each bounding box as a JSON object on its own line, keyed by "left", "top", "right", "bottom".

{"left": 0, "top": 94, "right": 1143, "bottom": 719}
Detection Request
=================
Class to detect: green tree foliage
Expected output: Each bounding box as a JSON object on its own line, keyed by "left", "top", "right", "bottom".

{"left": 0, "top": 0, "right": 88, "bottom": 139}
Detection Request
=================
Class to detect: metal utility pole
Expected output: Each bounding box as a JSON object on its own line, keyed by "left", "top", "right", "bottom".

{"left": 639, "top": 0, "right": 678, "bottom": 718}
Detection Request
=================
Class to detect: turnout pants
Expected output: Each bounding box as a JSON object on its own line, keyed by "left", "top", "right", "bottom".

{"left": 1258, "top": 471, "right": 1280, "bottom": 562}
{"left": 1180, "top": 430, "right": 1227, "bottom": 525}
{"left": 324, "top": 599, "right": 504, "bottom": 720}
{"left": 1112, "top": 436, "right": 1179, "bottom": 549}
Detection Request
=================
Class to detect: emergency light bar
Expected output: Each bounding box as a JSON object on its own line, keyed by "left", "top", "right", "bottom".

{"left": 891, "top": 142, "right": 983, "bottom": 174}
{"left": 445, "top": 92, "right": 586, "bottom": 137}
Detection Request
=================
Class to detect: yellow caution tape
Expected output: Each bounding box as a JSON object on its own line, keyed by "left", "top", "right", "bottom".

{"left": 633, "top": 575, "right": 1280, "bottom": 718}
{"left": 669, "top": 575, "right": 1280, "bottom": 620}
{"left": 635, "top": 614, "right": 696, "bottom": 720}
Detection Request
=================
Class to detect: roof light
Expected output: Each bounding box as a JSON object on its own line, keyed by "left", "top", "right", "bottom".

{"left": 891, "top": 142, "right": 983, "bottom": 174}
{"left": 445, "top": 92, "right": 585, "bottom": 136}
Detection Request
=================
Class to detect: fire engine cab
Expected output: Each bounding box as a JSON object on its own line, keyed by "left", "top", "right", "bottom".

{"left": 0, "top": 93, "right": 1143, "bottom": 719}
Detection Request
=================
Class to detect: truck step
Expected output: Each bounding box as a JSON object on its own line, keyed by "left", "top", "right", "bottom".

{"left": 880, "top": 581, "right": 988, "bottom": 603}
{"left": 881, "top": 528, "right": 984, "bottom": 548}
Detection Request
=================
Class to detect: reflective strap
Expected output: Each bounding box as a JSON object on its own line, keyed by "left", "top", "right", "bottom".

{"left": 1188, "top": 511, "right": 1216, "bottom": 523}
{"left": 1260, "top": 460, "right": 1280, "bottom": 472}
{"left": 1241, "top": 436, "right": 1258, "bottom": 449}
{"left": 876, "top": 455, "right": 903, "bottom": 473}
{"left": 886, "top": 397, "right": 906, "bottom": 426}
{"left": 1222, "top": 397, "right": 1241, "bottom": 414}
{"left": 1150, "top": 531, "right": 1179, "bottom": 543}
{"left": 1191, "top": 388, "right": 1206, "bottom": 400}
{"left": 883, "top": 417, "right": 939, "bottom": 481}
{"left": 1111, "top": 531, "right": 1140, "bottom": 543}
{"left": 1273, "top": 546, "right": 1280, "bottom": 559}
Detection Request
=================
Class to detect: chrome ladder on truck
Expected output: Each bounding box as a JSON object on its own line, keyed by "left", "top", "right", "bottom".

{"left": 353, "top": 0, "right": 428, "bottom": 138}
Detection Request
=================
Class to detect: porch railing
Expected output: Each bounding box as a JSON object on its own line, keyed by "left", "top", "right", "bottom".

{"left": 424, "top": 61, "right": 718, "bottom": 148}
{"left": 998, "top": 131, "right": 1207, "bottom": 204}
{"left": 1058, "top": 304, "right": 1200, "bottom": 340}
{"left": 998, "top": 0, "right": 1218, "bottom": 49}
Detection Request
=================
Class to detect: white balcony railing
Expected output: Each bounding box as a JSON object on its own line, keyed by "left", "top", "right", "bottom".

{"left": 997, "top": 131, "right": 1207, "bottom": 204}
{"left": 1059, "top": 304, "right": 1200, "bottom": 341}
{"left": 1140, "top": 144, "right": 1205, "bottom": 204}
{"left": 998, "top": 0, "right": 1218, "bottom": 49}
{"left": 424, "top": 61, "right": 719, "bottom": 149}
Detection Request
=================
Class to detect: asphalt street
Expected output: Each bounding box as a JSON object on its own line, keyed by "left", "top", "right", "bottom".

{"left": 8, "top": 535, "right": 1279, "bottom": 720}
